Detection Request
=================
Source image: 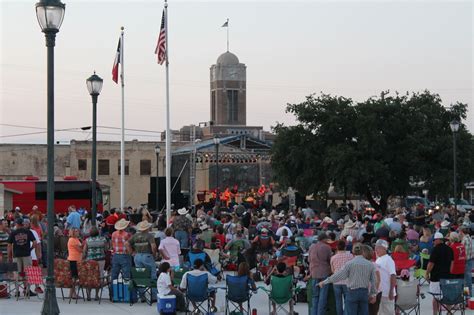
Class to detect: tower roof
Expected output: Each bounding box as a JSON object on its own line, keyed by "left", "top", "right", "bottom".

{"left": 216, "top": 51, "right": 239, "bottom": 65}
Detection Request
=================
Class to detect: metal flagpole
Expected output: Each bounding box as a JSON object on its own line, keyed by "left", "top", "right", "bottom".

{"left": 120, "top": 27, "right": 125, "bottom": 212}
{"left": 226, "top": 18, "right": 229, "bottom": 52}
{"left": 164, "top": 0, "right": 172, "bottom": 225}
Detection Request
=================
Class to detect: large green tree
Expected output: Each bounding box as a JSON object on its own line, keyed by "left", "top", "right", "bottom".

{"left": 271, "top": 91, "right": 474, "bottom": 214}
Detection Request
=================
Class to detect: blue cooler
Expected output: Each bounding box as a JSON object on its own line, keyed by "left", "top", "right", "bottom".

{"left": 112, "top": 279, "right": 130, "bottom": 302}
{"left": 157, "top": 294, "right": 176, "bottom": 314}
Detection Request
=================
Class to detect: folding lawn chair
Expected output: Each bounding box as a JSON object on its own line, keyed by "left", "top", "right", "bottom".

{"left": 414, "top": 252, "right": 429, "bottom": 285}
{"left": 185, "top": 273, "right": 213, "bottom": 314}
{"left": 76, "top": 260, "right": 109, "bottom": 304}
{"left": 395, "top": 279, "right": 420, "bottom": 315}
{"left": 225, "top": 275, "right": 253, "bottom": 315}
{"left": 0, "top": 262, "right": 18, "bottom": 298}
{"left": 260, "top": 275, "right": 295, "bottom": 315}
{"left": 24, "top": 266, "right": 44, "bottom": 300}
{"left": 429, "top": 278, "right": 466, "bottom": 315}
{"left": 129, "top": 267, "right": 155, "bottom": 306}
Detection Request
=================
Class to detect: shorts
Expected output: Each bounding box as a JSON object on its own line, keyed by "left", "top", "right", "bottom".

{"left": 14, "top": 256, "right": 32, "bottom": 273}
{"left": 429, "top": 281, "right": 441, "bottom": 296}
{"left": 69, "top": 261, "right": 79, "bottom": 278}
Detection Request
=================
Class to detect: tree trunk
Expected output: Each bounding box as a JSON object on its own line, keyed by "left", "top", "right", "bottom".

{"left": 366, "top": 190, "right": 381, "bottom": 213}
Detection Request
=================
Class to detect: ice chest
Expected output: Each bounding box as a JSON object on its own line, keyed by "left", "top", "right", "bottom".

{"left": 112, "top": 279, "right": 130, "bottom": 302}
{"left": 157, "top": 294, "right": 176, "bottom": 313}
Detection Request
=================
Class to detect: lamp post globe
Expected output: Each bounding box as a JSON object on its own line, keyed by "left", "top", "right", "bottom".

{"left": 36, "top": 1, "right": 65, "bottom": 315}
{"left": 450, "top": 120, "right": 460, "bottom": 133}
{"left": 86, "top": 72, "right": 102, "bottom": 227}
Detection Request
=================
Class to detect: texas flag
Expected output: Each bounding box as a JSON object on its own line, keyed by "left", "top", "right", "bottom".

{"left": 112, "top": 38, "right": 121, "bottom": 83}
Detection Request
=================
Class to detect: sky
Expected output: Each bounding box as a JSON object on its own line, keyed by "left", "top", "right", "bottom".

{"left": 1, "top": 0, "right": 473, "bottom": 144}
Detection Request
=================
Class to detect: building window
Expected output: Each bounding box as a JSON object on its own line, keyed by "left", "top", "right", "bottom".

{"left": 98, "top": 159, "right": 109, "bottom": 175}
{"left": 227, "top": 90, "right": 238, "bottom": 123}
{"left": 140, "top": 159, "right": 151, "bottom": 175}
{"left": 118, "top": 159, "right": 130, "bottom": 175}
{"left": 211, "top": 91, "right": 216, "bottom": 122}
{"left": 78, "top": 159, "right": 87, "bottom": 171}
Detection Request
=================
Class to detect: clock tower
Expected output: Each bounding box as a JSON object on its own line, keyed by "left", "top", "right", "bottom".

{"left": 210, "top": 51, "right": 246, "bottom": 126}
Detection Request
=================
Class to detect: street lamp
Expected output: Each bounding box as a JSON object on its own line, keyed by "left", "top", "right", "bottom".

{"left": 213, "top": 136, "right": 220, "bottom": 207}
{"left": 36, "top": 0, "right": 65, "bottom": 314}
{"left": 86, "top": 72, "right": 103, "bottom": 226}
{"left": 450, "top": 120, "right": 460, "bottom": 215}
{"left": 155, "top": 144, "right": 161, "bottom": 210}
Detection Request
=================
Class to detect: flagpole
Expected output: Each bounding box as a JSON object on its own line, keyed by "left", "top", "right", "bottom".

{"left": 120, "top": 27, "right": 125, "bottom": 213}
{"left": 226, "top": 18, "right": 229, "bottom": 52}
{"left": 164, "top": 0, "right": 172, "bottom": 225}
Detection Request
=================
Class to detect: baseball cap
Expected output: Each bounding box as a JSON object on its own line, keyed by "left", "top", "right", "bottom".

{"left": 375, "top": 239, "right": 389, "bottom": 249}
{"left": 15, "top": 217, "right": 24, "bottom": 225}
{"left": 434, "top": 232, "right": 444, "bottom": 240}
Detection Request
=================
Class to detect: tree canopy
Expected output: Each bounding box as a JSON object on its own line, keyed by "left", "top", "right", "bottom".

{"left": 271, "top": 90, "right": 474, "bottom": 214}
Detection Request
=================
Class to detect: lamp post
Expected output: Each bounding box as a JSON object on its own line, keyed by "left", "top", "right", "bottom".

{"left": 86, "top": 72, "right": 103, "bottom": 226}
{"left": 213, "top": 136, "right": 220, "bottom": 206}
{"left": 450, "top": 120, "right": 460, "bottom": 215}
{"left": 36, "top": 0, "right": 65, "bottom": 314}
{"left": 155, "top": 144, "right": 161, "bottom": 211}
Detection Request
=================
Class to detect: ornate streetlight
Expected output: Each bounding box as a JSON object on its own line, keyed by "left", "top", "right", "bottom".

{"left": 213, "top": 136, "right": 220, "bottom": 206}
{"left": 36, "top": 0, "right": 65, "bottom": 314}
{"left": 450, "top": 120, "right": 460, "bottom": 214}
{"left": 155, "top": 144, "right": 161, "bottom": 210}
{"left": 86, "top": 72, "right": 103, "bottom": 226}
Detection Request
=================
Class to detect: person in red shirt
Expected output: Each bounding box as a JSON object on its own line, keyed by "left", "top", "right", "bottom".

{"left": 105, "top": 209, "right": 119, "bottom": 233}
{"left": 448, "top": 232, "right": 466, "bottom": 278}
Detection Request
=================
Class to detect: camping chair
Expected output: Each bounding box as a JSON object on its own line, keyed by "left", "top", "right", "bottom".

{"left": 429, "top": 278, "right": 466, "bottom": 315}
{"left": 392, "top": 252, "right": 416, "bottom": 275}
{"left": 260, "top": 275, "right": 295, "bottom": 315}
{"left": 172, "top": 267, "right": 187, "bottom": 287}
{"left": 414, "top": 252, "right": 429, "bottom": 285}
{"left": 24, "top": 266, "right": 44, "bottom": 300}
{"left": 185, "top": 273, "right": 213, "bottom": 314}
{"left": 187, "top": 252, "right": 207, "bottom": 268}
{"left": 225, "top": 275, "right": 253, "bottom": 315}
{"left": 129, "top": 267, "right": 155, "bottom": 306}
{"left": 0, "top": 262, "right": 18, "bottom": 298}
{"left": 53, "top": 259, "right": 74, "bottom": 301}
{"left": 395, "top": 279, "right": 420, "bottom": 315}
{"left": 76, "top": 260, "right": 109, "bottom": 304}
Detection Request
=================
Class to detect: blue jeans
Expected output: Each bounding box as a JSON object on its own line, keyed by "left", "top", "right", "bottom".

{"left": 345, "top": 288, "right": 369, "bottom": 315}
{"left": 111, "top": 254, "right": 132, "bottom": 280}
{"left": 465, "top": 259, "right": 473, "bottom": 297}
{"left": 134, "top": 253, "right": 157, "bottom": 280}
{"left": 334, "top": 284, "right": 348, "bottom": 315}
{"left": 175, "top": 230, "right": 189, "bottom": 249}
{"left": 312, "top": 277, "right": 329, "bottom": 315}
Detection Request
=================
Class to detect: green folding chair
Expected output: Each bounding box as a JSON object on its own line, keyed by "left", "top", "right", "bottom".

{"left": 129, "top": 267, "right": 155, "bottom": 306}
{"left": 260, "top": 275, "right": 295, "bottom": 315}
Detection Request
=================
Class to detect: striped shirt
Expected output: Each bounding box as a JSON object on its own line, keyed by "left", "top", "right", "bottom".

{"left": 324, "top": 255, "right": 377, "bottom": 296}
{"left": 330, "top": 251, "right": 353, "bottom": 285}
{"left": 462, "top": 234, "right": 474, "bottom": 260}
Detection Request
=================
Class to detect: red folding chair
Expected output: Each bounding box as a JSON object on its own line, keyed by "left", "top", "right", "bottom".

{"left": 24, "top": 266, "right": 44, "bottom": 299}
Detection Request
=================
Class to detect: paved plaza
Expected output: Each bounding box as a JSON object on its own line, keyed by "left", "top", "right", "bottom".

{"left": 1, "top": 279, "right": 442, "bottom": 315}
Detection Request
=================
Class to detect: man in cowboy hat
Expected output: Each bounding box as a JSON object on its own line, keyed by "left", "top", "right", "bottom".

{"left": 111, "top": 218, "right": 132, "bottom": 280}
{"left": 172, "top": 207, "right": 192, "bottom": 250}
{"left": 127, "top": 220, "right": 158, "bottom": 281}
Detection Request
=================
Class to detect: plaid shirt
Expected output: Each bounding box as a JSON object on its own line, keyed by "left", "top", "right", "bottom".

{"left": 330, "top": 251, "right": 354, "bottom": 285}
{"left": 111, "top": 230, "right": 130, "bottom": 254}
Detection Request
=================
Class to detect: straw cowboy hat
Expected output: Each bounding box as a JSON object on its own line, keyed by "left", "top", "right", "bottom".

{"left": 136, "top": 220, "right": 153, "bottom": 231}
{"left": 441, "top": 220, "right": 451, "bottom": 228}
{"left": 177, "top": 207, "right": 188, "bottom": 215}
{"left": 114, "top": 218, "right": 130, "bottom": 231}
{"left": 344, "top": 220, "right": 356, "bottom": 228}
{"left": 322, "top": 217, "right": 334, "bottom": 224}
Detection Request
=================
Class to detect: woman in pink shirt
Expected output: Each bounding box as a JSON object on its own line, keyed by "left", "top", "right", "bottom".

{"left": 158, "top": 227, "right": 181, "bottom": 267}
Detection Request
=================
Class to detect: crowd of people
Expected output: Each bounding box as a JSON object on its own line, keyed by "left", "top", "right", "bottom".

{"left": 1, "top": 199, "right": 473, "bottom": 315}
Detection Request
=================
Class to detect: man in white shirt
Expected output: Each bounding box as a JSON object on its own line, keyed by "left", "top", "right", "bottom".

{"left": 158, "top": 228, "right": 181, "bottom": 267}
{"left": 24, "top": 218, "right": 42, "bottom": 294}
{"left": 275, "top": 221, "right": 293, "bottom": 238}
{"left": 375, "top": 239, "right": 396, "bottom": 315}
{"left": 180, "top": 258, "right": 218, "bottom": 312}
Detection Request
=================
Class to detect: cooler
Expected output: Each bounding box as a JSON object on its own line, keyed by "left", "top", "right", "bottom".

{"left": 157, "top": 294, "right": 176, "bottom": 314}
{"left": 112, "top": 279, "right": 130, "bottom": 302}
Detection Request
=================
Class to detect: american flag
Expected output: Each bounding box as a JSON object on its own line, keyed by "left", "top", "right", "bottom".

{"left": 155, "top": 10, "right": 166, "bottom": 65}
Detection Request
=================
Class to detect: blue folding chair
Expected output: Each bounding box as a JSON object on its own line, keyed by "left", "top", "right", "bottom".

{"left": 429, "top": 278, "right": 466, "bottom": 315}
{"left": 185, "top": 273, "right": 213, "bottom": 314}
{"left": 187, "top": 252, "right": 207, "bottom": 268}
{"left": 225, "top": 275, "right": 253, "bottom": 315}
